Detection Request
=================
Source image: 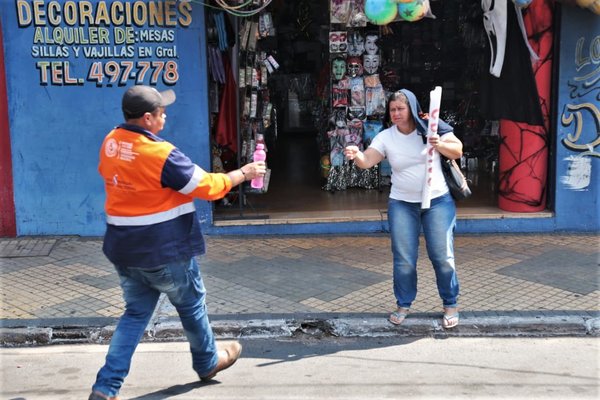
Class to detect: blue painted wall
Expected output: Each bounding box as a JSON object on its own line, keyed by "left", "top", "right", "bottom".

{"left": 553, "top": 6, "right": 600, "bottom": 231}
{"left": 1, "top": 1, "right": 211, "bottom": 235}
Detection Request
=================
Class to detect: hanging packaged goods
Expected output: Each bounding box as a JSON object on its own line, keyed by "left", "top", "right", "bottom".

{"left": 210, "top": 0, "right": 565, "bottom": 219}
{"left": 322, "top": 0, "right": 502, "bottom": 197}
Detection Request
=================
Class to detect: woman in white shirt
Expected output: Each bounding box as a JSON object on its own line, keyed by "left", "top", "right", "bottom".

{"left": 344, "top": 89, "right": 462, "bottom": 329}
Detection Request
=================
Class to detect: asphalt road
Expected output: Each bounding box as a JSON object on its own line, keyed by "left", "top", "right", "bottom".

{"left": 1, "top": 336, "right": 598, "bottom": 399}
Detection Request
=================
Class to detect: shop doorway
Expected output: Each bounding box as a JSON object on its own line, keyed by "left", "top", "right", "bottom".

{"left": 213, "top": 0, "right": 502, "bottom": 222}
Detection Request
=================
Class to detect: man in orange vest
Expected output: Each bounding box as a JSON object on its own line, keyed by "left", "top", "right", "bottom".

{"left": 90, "top": 85, "right": 266, "bottom": 400}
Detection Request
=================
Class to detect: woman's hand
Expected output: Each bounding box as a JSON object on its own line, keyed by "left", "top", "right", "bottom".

{"left": 429, "top": 133, "right": 463, "bottom": 160}
{"left": 344, "top": 145, "right": 360, "bottom": 160}
{"left": 428, "top": 133, "right": 441, "bottom": 149}
{"left": 343, "top": 146, "right": 384, "bottom": 169}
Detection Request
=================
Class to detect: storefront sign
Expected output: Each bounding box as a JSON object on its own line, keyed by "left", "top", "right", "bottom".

{"left": 15, "top": 0, "right": 192, "bottom": 86}
{"left": 1, "top": 1, "right": 211, "bottom": 236}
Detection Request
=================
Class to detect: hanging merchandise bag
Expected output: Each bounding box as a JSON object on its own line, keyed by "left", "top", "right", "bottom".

{"left": 331, "top": 0, "right": 352, "bottom": 24}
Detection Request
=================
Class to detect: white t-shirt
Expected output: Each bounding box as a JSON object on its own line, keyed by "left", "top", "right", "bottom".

{"left": 369, "top": 126, "right": 451, "bottom": 202}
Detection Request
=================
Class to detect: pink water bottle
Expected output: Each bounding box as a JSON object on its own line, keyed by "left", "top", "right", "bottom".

{"left": 251, "top": 143, "right": 266, "bottom": 189}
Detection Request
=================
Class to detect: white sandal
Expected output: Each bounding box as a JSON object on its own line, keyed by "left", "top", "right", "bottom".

{"left": 389, "top": 308, "right": 410, "bottom": 325}
{"left": 442, "top": 309, "right": 459, "bottom": 329}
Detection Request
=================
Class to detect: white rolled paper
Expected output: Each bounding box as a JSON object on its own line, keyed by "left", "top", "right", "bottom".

{"left": 421, "top": 86, "right": 442, "bottom": 209}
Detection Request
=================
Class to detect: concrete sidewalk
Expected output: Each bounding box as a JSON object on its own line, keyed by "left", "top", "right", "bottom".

{"left": 0, "top": 233, "right": 599, "bottom": 345}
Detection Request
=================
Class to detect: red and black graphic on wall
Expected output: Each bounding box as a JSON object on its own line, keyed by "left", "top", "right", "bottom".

{"left": 497, "top": 0, "right": 554, "bottom": 212}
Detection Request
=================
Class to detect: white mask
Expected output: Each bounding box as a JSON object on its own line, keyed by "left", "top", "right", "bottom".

{"left": 364, "top": 33, "right": 379, "bottom": 55}
{"left": 347, "top": 31, "right": 365, "bottom": 56}
{"left": 482, "top": 0, "right": 507, "bottom": 77}
{"left": 363, "top": 54, "right": 380, "bottom": 75}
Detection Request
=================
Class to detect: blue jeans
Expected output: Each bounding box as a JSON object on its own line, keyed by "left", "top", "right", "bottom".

{"left": 388, "top": 193, "right": 460, "bottom": 309}
{"left": 92, "top": 258, "right": 218, "bottom": 397}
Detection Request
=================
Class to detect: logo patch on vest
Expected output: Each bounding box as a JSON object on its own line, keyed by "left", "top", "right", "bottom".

{"left": 105, "top": 138, "right": 118, "bottom": 158}
{"left": 105, "top": 139, "right": 138, "bottom": 162}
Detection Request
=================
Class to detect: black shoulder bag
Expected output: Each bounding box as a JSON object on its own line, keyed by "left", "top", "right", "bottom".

{"left": 440, "top": 156, "right": 472, "bottom": 201}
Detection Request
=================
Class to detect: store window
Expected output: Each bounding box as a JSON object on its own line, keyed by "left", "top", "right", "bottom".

{"left": 208, "top": 0, "right": 553, "bottom": 221}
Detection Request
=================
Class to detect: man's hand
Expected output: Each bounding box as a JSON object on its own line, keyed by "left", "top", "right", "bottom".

{"left": 241, "top": 161, "right": 266, "bottom": 180}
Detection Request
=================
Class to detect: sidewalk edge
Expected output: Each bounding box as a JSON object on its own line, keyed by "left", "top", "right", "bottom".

{"left": 1, "top": 315, "right": 598, "bottom": 347}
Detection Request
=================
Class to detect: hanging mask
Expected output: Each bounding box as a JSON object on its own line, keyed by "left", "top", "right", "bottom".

{"left": 365, "top": 85, "right": 386, "bottom": 116}
{"left": 329, "top": 31, "right": 348, "bottom": 54}
{"left": 350, "top": 77, "right": 365, "bottom": 107}
{"left": 347, "top": 106, "right": 366, "bottom": 121}
{"left": 363, "top": 54, "right": 380, "bottom": 75}
{"left": 332, "top": 86, "right": 349, "bottom": 108}
{"left": 364, "top": 32, "right": 379, "bottom": 55}
{"left": 332, "top": 107, "right": 348, "bottom": 128}
{"left": 347, "top": 31, "right": 365, "bottom": 56}
{"left": 331, "top": 57, "right": 347, "bottom": 81}
{"left": 482, "top": 0, "right": 507, "bottom": 78}
{"left": 347, "top": 56, "right": 364, "bottom": 78}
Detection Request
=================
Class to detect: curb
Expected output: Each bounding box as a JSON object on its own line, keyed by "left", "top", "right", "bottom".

{"left": 2, "top": 315, "right": 598, "bottom": 347}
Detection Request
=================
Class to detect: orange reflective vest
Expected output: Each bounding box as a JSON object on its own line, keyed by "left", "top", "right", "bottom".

{"left": 98, "top": 124, "right": 232, "bottom": 268}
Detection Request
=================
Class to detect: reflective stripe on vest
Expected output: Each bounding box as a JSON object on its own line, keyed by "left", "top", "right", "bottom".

{"left": 179, "top": 164, "right": 204, "bottom": 195}
{"left": 106, "top": 202, "right": 196, "bottom": 226}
